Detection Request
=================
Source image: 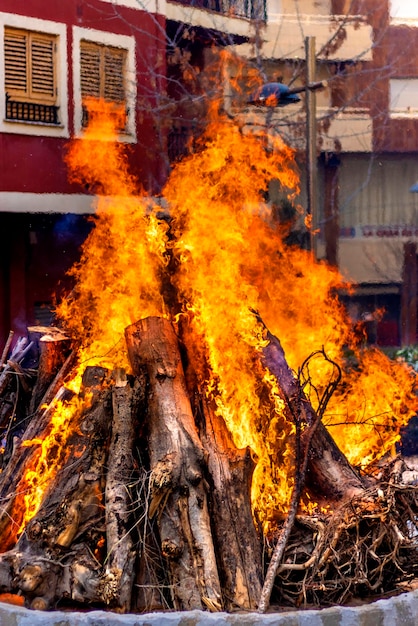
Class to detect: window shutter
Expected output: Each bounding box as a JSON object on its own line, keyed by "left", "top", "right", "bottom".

{"left": 4, "top": 29, "right": 28, "bottom": 94}
{"left": 80, "top": 40, "right": 128, "bottom": 131}
{"left": 80, "top": 42, "right": 101, "bottom": 98}
{"left": 104, "top": 47, "right": 126, "bottom": 103}
{"left": 30, "top": 35, "right": 55, "bottom": 99}
{"left": 4, "top": 27, "right": 59, "bottom": 124}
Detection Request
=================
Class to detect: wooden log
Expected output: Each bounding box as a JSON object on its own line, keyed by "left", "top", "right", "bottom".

{"left": 258, "top": 317, "right": 366, "bottom": 501}
{"left": 200, "top": 397, "right": 263, "bottom": 610}
{"left": 28, "top": 327, "right": 71, "bottom": 415}
{"left": 125, "top": 317, "right": 222, "bottom": 612}
{"left": 103, "top": 368, "right": 139, "bottom": 613}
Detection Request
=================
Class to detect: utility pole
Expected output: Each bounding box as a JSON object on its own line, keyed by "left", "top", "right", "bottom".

{"left": 305, "top": 36, "right": 318, "bottom": 259}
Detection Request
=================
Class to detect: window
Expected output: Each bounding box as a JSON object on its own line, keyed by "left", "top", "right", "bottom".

{"left": 80, "top": 41, "right": 127, "bottom": 129}
{"left": 73, "top": 27, "right": 136, "bottom": 141}
{"left": 389, "top": 79, "right": 418, "bottom": 118}
{"left": 4, "top": 27, "right": 59, "bottom": 125}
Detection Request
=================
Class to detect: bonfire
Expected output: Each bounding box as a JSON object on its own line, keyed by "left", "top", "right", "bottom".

{"left": 0, "top": 101, "right": 417, "bottom": 614}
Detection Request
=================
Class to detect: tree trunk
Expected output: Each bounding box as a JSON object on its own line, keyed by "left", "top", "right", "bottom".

{"left": 125, "top": 317, "right": 222, "bottom": 612}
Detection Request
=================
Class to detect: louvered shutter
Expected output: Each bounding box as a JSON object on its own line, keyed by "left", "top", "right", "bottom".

{"left": 4, "top": 28, "right": 56, "bottom": 104}
{"left": 80, "top": 40, "right": 127, "bottom": 131}
{"left": 30, "top": 35, "right": 55, "bottom": 101}
{"left": 80, "top": 42, "right": 101, "bottom": 98}
{"left": 4, "top": 29, "right": 28, "bottom": 95}
{"left": 104, "top": 47, "right": 126, "bottom": 103}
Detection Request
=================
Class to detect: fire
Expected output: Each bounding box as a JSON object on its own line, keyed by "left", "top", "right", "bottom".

{"left": 17, "top": 99, "right": 418, "bottom": 533}
{"left": 18, "top": 395, "right": 88, "bottom": 532}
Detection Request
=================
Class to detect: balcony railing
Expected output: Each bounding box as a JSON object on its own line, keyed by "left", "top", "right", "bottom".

{"left": 171, "top": 0, "right": 266, "bottom": 21}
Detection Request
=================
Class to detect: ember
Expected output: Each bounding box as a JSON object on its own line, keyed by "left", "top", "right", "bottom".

{"left": 0, "top": 101, "right": 417, "bottom": 614}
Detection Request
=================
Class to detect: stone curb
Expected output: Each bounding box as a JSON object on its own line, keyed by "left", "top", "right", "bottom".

{"left": 0, "top": 590, "right": 417, "bottom": 626}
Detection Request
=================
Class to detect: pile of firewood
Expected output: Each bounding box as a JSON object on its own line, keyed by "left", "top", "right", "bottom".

{"left": 0, "top": 317, "right": 417, "bottom": 614}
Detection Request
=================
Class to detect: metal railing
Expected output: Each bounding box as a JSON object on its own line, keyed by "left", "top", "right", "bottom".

{"left": 5, "top": 96, "right": 60, "bottom": 125}
{"left": 170, "top": 0, "right": 266, "bottom": 21}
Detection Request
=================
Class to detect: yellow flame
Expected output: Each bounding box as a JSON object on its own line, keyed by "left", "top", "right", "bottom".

{"left": 16, "top": 99, "right": 418, "bottom": 535}
{"left": 18, "top": 394, "right": 87, "bottom": 532}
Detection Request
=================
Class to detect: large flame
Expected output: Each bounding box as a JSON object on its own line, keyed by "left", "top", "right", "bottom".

{"left": 17, "top": 100, "right": 418, "bottom": 533}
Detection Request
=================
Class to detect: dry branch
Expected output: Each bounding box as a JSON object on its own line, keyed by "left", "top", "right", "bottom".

{"left": 257, "top": 314, "right": 366, "bottom": 501}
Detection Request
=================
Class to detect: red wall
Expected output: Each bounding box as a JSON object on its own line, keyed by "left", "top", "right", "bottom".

{"left": 0, "top": 0, "right": 167, "bottom": 194}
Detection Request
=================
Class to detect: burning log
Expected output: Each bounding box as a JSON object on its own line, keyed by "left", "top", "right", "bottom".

{"left": 0, "top": 317, "right": 416, "bottom": 615}
{"left": 199, "top": 397, "right": 263, "bottom": 611}
{"left": 256, "top": 314, "right": 366, "bottom": 503}
{"left": 0, "top": 382, "right": 74, "bottom": 550}
{"left": 178, "top": 319, "right": 264, "bottom": 611}
{"left": 27, "top": 326, "right": 71, "bottom": 414}
{"left": 0, "top": 366, "right": 113, "bottom": 609}
{"left": 104, "top": 368, "right": 142, "bottom": 612}
{"left": 0, "top": 340, "right": 77, "bottom": 551}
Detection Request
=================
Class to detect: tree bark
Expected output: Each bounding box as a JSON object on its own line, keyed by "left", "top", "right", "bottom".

{"left": 199, "top": 397, "right": 263, "bottom": 610}
{"left": 125, "top": 317, "right": 222, "bottom": 612}
{"left": 103, "top": 368, "right": 140, "bottom": 612}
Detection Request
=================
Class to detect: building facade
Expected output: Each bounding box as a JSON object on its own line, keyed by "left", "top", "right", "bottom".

{"left": 230, "top": 0, "right": 418, "bottom": 346}
{"left": 0, "top": 0, "right": 257, "bottom": 343}
{"left": 2, "top": 0, "right": 418, "bottom": 347}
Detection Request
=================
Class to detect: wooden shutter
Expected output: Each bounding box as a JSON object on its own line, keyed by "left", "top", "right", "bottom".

{"left": 80, "top": 42, "right": 101, "bottom": 98}
{"left": 104, "top": 47, "right": 126, "bottom": 103}
{"left": 4, "top": 27, "right": 56, "bottom": 104}
{"left": 80, "top": 40, "right": 126, "bottom": 103}
{"left": 4, "top": 29, "right": 28, "bottom": 95}
{"left": 30, "top": 34, "right": 55, "bottom": 101}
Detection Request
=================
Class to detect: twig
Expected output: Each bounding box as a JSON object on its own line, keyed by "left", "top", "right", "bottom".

{"left": 0, "top": 331, "right": 14, "bottom": 369}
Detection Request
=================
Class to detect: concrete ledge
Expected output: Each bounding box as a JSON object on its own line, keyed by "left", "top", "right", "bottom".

{"left": 0, "top": 590, "right": 417, "bottom": 626}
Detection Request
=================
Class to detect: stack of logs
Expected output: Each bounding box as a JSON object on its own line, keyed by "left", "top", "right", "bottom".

{"left": 0, "top": 317, "right": 416, "bottom": 613}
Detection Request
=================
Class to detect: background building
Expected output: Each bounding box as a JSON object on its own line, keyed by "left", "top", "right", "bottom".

{"left": 229, "top": 0, "right": 418, "bottom": 346}
{"left": 2, "top": 0, "right": 418, "bottom": 347}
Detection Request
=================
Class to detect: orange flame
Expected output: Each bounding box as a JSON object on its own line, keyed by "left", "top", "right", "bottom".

{"left": 16, "top": 99, "right": 418, "bottom": 534}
